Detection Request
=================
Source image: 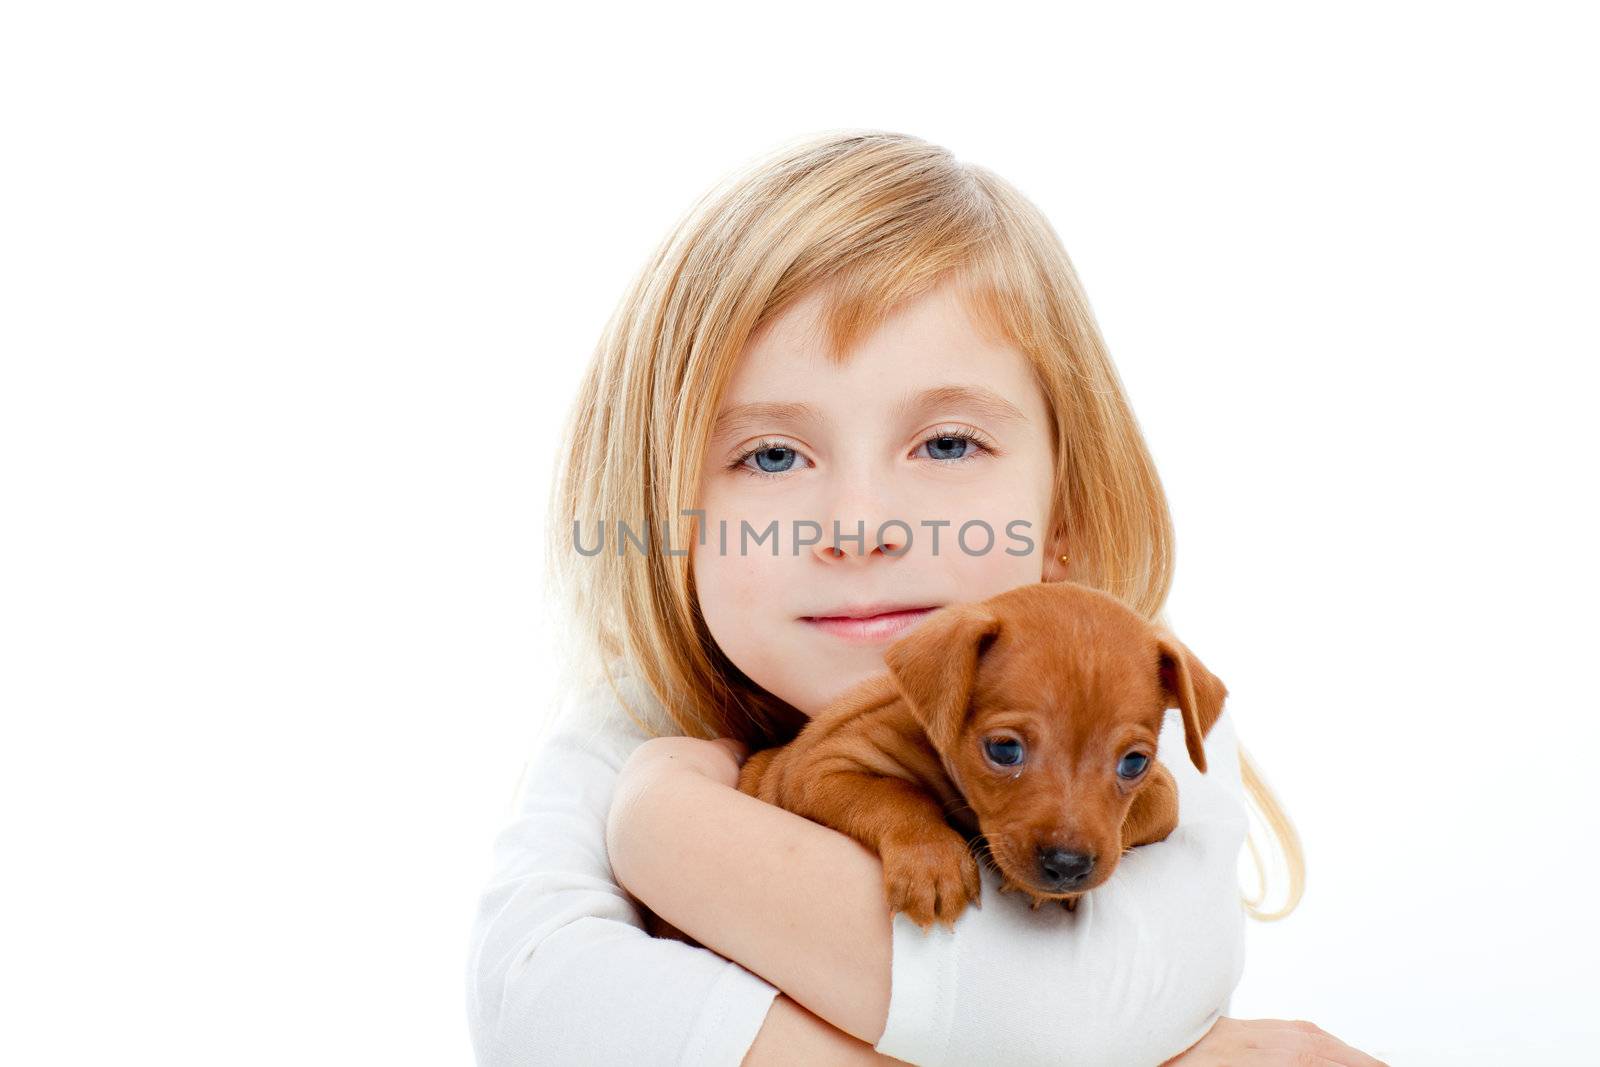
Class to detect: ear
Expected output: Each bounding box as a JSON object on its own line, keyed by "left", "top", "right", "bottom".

{"left": 1041, "top": 527, "right": 1072, "bottom": 583}
{"left": 1153, "top": 630, "right": 1228, "bottom": 774}
{"left": 882, "top": 602, "right": 1002, "bottom": 754}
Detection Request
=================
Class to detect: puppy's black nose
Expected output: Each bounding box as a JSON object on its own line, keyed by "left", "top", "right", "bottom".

{"left": 1037, "top": 847, "right": 1095, "bottom": 887}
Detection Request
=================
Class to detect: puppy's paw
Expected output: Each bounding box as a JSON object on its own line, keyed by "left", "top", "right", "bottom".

{"left": 881, "top": 832, "right": 982, "bottom": 932}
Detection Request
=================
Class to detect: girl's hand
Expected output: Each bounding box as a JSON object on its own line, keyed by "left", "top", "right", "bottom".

{"left": 1161, "top": 1017, "right": 1389, "bottom": 1066}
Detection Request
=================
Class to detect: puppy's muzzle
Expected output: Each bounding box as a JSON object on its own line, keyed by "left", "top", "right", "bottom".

{"left": 1036, "top": 846, "right": 1095, "bottom": 890}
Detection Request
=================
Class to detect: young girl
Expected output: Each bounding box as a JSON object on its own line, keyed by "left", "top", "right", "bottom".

{"left": 467, "top": 130, "right": 1384, "bottom": 1066}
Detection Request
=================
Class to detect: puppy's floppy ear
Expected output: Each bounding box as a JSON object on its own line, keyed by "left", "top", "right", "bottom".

{"left": 1154, "top": 630, "right": 1228, "bottom": 774}
{"left": 882, "top": 602, "right": 1002, "bottom": 754}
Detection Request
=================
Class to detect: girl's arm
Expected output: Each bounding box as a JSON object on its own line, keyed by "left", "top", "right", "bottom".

{"left": 607, "top": 737, "right": 900, "bottom": 1045}
{"left": 466, "top": 678, "right": 787, "bottom": 1067}
{"left": 747, "top": 992, "right": 912, "bottom": 1066}
{"left": 608, "top": 707, "right": 1251, "bottom": 1067}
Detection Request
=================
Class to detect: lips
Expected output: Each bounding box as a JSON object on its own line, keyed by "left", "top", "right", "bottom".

{"left": 800, "top": 604, "right": 940, "bottom": 644}
{"left": 802, "top": 601, "right": 939, "bottom": 620}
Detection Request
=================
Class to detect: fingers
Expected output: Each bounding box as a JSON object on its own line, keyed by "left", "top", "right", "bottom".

{"left": 1234, "top": 1019, "right": 1389, "bottom": 1067}
{"left": 1242, "top": 1054, "right": 1386, "bottom": 1067}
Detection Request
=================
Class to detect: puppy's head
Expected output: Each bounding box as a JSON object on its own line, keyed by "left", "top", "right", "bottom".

{"left": 882, "top": 581, "right": 1227, "bottom": 902}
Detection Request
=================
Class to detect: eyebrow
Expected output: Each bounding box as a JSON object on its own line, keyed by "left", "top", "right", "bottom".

{"left": 712, "top": 384, "right": 1028, "bottom": 441}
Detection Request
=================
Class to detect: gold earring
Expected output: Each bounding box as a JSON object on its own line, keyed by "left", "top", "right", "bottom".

{"left": 1059, "top": 554, "right": 1068, "bottom": 565}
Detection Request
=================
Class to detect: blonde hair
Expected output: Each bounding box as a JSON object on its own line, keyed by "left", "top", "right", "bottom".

{"left": 544, "top": 128, "right": 1304, "bottom": 921}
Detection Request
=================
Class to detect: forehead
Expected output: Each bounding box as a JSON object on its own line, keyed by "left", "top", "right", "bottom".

{"left": 983, "top": 653, "right": 1157, "bottom": 715}
{"left": 712, "top": 282, "right": 1049, "bottom": 440}
{"left": 975, "top": 608, "right": 1163, "bottom": 719}
{"left": 1023, "top": 657, "right": 1154, "bottom": 713}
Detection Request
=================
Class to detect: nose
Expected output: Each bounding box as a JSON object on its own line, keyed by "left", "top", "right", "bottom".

{"left": 813, "top": 511, "right": 908, "bottom": 561}
{"left": 1036, "top": 847, "right": 1095, "bottom": 888}
{"left": 811, "top": 471, "right": 910, "bottom": 562}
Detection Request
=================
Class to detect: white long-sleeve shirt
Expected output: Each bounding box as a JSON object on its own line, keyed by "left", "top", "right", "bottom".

{"left": 465, "top": 671, "right": 1249, "bottom": 1066}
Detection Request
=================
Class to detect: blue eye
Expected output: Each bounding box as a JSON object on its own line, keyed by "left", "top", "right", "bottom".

{"left": 735, "top": 442, "right": 807, "bottom": 477}
{"left": 919, "top": 430, "right": 989, "bottom": 462}
{"left": 984, "top": 737, "right": 1024, "bottom": 767}
{"left": 732, "top": 438, "right": 819, "bottom": 479}
{"left": 925, "top": 435, "right": 970, "bottom": 460}
{"left": 1116, "top": 752, "right": 1149, "bottom": 779}
{"left": 752, "top": 446, "right": 796, "bottom": 473}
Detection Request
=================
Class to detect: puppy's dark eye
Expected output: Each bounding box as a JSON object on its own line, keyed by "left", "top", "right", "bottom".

{"left": 1116, "top": 752, "right": 1149, "bottom": 779}
{"left": 984, "top": 737, "right": 1024, "bottom": 767}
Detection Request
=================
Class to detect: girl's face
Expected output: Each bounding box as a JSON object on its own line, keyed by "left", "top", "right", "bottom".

{"left": 693, "top": 278, "right": 1067, "bottom": 719}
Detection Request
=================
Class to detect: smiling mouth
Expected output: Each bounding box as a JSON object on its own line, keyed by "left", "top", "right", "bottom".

{"left": 799, "top": 607, "right": 938, "bottom": 644}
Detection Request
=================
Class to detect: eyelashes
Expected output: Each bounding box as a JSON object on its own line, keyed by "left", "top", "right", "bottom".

{"left": 728, "top": 427, "right": 999, "bottom": 480}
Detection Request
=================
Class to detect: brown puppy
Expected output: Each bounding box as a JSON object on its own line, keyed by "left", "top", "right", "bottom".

{"left": 643, "top": 579, "right": 1227, "bottom": 941}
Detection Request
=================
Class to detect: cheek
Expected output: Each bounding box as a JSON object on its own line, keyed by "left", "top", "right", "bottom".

{"left": 693, "top": 478, "right": 758, "bottom": 612}
{"left": 693, "top": 539, "right": 756, "bottom": 626}
{"left": 691, "top": 538, "right": 782, "bottom": 666}
{"left": 936, "top": 487, "right": 1051, "bottom": 589}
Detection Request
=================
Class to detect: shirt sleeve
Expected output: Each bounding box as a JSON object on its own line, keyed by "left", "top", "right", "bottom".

{"left": 874, "top": 706, "right": 1251, "bottom": 1067}
{"left": 465, "top": 676, "right": 781, "bottom": 1067}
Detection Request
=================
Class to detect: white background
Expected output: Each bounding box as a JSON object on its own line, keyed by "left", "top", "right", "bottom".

{"left": 4, "top": 3, "right": 1595, "bottom": 1064}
